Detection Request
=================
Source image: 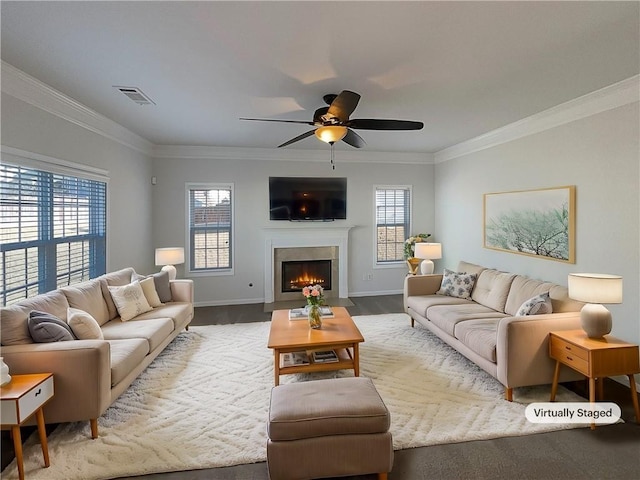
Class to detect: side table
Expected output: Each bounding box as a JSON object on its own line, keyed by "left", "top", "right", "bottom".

{"left": 1, "top": 373, "right": 54, "bottom": 480}
{"left": 549, "top": 330, "right": 640, "bottom": 430}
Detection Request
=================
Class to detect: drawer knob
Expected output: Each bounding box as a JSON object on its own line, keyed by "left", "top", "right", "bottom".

{"left": 567, "top": 356, "right": 573, "bottom": 361}
{"left": 35, "top": 388, "right": 42, "bottom": 397}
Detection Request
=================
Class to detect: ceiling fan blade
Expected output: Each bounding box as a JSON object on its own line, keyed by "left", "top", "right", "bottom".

{"left": 342, "top": 129, "right": 366, "bottom": 148}
{"left": 327, "top": 90, "right": 361, "bottom": 123}
{"left": 277, "top": 129, "right": 316, "bottom": 148}
{"left": 348, "top": 119, "right": 424, "bottom": 130}
{"left": 240, "top": 117, "right": 315, "bottom": 125}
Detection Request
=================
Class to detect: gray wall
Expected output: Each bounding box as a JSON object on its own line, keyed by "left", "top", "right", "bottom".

{"left": 4, "top": 79, "right": 638, "bottom": 348}
{"left": 1, "top": 93, "right": 155, "bottom": 274}
{"left": 152, "top": 155, "right": 435, "bottom": 305}
{"left": 435, "top": 103, "right": 640, "bottom": 345}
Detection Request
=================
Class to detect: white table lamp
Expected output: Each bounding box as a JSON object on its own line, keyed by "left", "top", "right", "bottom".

{"left": 155, "top": 247, "right": 185, "bottom": 281}
{"left": 568, "top": 273, "right": 623, "bottom": 338}
{"left": 414, "top": 243, "right": 442, "bottom": 275}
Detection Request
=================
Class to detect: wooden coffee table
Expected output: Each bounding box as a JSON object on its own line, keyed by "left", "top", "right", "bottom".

{"left": 267, "top": 307, "right": 365, "bottom": 385}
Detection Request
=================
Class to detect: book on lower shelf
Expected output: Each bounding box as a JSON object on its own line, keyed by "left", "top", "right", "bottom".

{"left": 280, "top": 351, "right": 310, "bottom": 367}
{"left": 311, "top": 350, "right": 339, "bottom": 363}
{"left": 289, "top": 306, "right": 335, "bottom": 320}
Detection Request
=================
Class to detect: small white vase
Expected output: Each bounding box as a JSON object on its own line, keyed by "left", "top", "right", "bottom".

{"left": 0, "top": 357, "right": 11, "bottom": 386}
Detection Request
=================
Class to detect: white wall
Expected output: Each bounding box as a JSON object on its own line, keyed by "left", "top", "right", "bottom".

{"left": 1, "top": 93, "right": 155, "bottom": 273}
{"left": 435, "top": 103, "right": 640, "bottom": 344}
{"left": 152, "top": 154, "right": 435, "bottom": 305}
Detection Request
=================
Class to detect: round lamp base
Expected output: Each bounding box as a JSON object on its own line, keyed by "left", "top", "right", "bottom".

{"left": 581, "top": 303, "right": 612, "bottom": 339}
{"left": 419, "top": 259, "right": 435, "bottom": 275}
{"left": 161, "top": 264, "right": 177, "bottom": 281}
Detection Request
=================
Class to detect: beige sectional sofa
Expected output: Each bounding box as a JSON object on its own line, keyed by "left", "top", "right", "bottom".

{"left": 0, "top": 267, "right": 193, "bottom": 438}
{"left": 404, "top": 261, "right": 585, "bottom": 401}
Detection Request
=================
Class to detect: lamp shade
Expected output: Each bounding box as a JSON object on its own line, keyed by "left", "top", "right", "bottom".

{"left": 568, "top": 273, "right": 622, "bottom": 304}
{"left": 315, "top": 126, "right": 347, "bottom": 144}
{"left": 155, "top": 247, "right": 185, "bottom": 266}
{"left": 414, "top": 242, "right": 442, "bottom": 260}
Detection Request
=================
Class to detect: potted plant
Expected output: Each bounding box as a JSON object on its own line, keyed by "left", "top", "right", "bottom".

{"left": 404, "top": 233, "right": 431, "bottom": 274}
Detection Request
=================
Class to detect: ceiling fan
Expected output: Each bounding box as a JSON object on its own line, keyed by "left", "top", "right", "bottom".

{"left": 240, "top": 90, "right": 424, "bottom": 149}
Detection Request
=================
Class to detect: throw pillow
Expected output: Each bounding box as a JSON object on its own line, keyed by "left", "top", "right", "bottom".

{"left": 436, "top": 269, "right": 477, "bottom": 299}
{"left": 151, "top": 270, "right": 172, "bottom": 303}
{"left": 108, "top": 281, "right": 153, "bottom": 321}
{"left": 132, "top": 271, "right": 172, "bottom": 303}
{"left": 516, "top": 292, "right": 553, "bottom": 316}
{"left": 28, "top": 310, "right": 76, "bottom": 343}
{"left": 139, "top": 277, "right": 164, "bottom": 308}
{"left": 67, "top": 307, "right": 104, "bottom": 340}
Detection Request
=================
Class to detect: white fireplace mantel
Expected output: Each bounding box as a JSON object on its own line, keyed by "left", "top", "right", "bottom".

{"left": 263, "top": 225, "right": 353, "bottom": 304}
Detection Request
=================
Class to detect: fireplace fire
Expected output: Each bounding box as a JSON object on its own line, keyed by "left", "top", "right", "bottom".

{"left": 282, "top": 260, "right": 332, "bottom": 293}
{"left": 272, "top": 244, "right": 340, "bottom": 303}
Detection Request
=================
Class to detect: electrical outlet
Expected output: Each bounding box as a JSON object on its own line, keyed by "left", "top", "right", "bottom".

{"left": 366, "top": 273, "right": 373, "bottom": 281}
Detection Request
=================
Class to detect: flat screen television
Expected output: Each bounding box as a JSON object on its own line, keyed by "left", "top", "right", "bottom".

{"left": 269, "top": 177, "right": 347, "bottom": 221}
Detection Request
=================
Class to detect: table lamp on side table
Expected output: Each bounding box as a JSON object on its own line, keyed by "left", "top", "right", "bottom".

{"left": 155, "top": 247, "right": 185, "bottom": 281}
{"left": 414, "top": 242, "right": 442, "bottom": 275}
{"left": 568, "top": 273, "right": 623, "bottom": 338}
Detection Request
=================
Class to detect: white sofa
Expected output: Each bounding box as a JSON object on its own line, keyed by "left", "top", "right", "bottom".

{"left": 404, "top": 261, "right": 585, "bottom": 401}
{"left": 0, "top": 267, "right": 193, "bottom": 437}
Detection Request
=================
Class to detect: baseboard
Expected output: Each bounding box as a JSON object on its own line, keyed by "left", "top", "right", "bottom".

{"left": 193, "top": 297, "right": 264, "bottom": 308}
{"left": 349, "top": 289, "right": 403, "bottom": 297}
{"left": 194, "top": 290, "right": 404, "bottom": 307}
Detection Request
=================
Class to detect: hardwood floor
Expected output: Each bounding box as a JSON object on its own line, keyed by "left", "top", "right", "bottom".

{"left": 3, "top": 295, "right": 639, "bottom": 479}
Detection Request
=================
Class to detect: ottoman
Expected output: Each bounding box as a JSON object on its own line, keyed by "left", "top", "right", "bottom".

{"left": 267, "top": 377, "right": 393, "bottom": 480}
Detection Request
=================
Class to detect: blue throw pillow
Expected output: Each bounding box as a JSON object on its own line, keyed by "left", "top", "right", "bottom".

{"left": 28, "top": 310, "right": 76, "bottom": 343}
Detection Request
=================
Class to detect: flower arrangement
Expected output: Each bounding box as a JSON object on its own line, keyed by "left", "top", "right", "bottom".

{"left": 302, "top": 284, "right": 324, "bottom": 306}
{"left": 404, "top": 233, "right": 431, "bottom": 259}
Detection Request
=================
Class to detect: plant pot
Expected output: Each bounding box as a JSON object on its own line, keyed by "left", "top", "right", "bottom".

{"left": 406, "top": 257, "right": 421, "bottom": 275}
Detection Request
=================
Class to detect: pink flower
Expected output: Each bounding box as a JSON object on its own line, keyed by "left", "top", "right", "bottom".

{"left": 302, "top": 287, "right": 310, "bottom": 296}
{"left": 311, "top": 289, "right": 319, "bottom": 297}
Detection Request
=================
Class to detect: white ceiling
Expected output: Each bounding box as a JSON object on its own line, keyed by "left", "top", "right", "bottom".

{"left": 2, "top": 1, "right": 638, "bottom": 154}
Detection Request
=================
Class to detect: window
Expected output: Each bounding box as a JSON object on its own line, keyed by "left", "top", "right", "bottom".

{"left": 375, "top": 186, "right": 411, "bottom": 264}
{"left": 187, "top": 184, "right": 233, "bottom": 273}
{"left": 1, "top": 162, "right": 107, "bottom": 306}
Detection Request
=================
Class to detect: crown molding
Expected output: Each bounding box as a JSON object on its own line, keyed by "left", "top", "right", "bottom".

{"left": 5, "top": 60, "right": 635, "bottom": 165}
{"left": 152, "top": 144, "right": 434, "bottom": 164}
{"left": 0, "top": 61, "right": 431, "bottom": 164}
{"left": 1, "top": 61, "right": 154, "bottom": 156}
{"left": 435, "top": 75, "right": 640, "bottom": 163}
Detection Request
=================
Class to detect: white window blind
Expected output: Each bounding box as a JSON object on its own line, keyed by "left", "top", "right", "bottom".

{"left": 1, "top": 163, "right": 107, "bottom": 306}
{"left": 375, "top": 186, "right": 411, "bottom": 263}
{"left": 187, "top": 184, "right": 233, "bottom": 272}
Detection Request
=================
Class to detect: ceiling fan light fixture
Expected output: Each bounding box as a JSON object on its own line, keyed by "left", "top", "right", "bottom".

{"left": 315, "top": 125, "right": 347, "bottom": 144}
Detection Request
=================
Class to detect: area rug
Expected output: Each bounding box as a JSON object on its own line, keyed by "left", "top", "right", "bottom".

{"left": 2, "top": 314, "right": 585, "bottom": 480}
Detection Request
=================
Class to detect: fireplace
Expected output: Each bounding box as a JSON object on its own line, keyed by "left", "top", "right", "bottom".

{"left": 273, "top": 246, "right": 338, "bottom": 302}
{"left": 263, "top": 226, "right": 352, "bottom": 304}
{"left": 282, "top": 259, "right": 332, "bottom": 293}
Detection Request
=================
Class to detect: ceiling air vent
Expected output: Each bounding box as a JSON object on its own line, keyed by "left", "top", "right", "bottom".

{"left": 113, "top": 86, "right": 156, "bottom": 105}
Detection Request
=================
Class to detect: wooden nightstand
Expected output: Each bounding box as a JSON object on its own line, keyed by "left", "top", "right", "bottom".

{"left": 1, "top": 373, "right": 54, "bottom": 480}
{"left": 549, "top": 330, "right": 640, "bottom": 429}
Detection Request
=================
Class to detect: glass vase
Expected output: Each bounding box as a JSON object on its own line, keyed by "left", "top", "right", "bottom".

{"left": 308, "top": 304, "right": 322, "bottom": 329}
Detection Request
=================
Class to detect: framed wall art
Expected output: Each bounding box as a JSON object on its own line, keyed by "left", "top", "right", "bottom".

{"left": 483, "top": 185, "right": 576, "bottom": 263}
